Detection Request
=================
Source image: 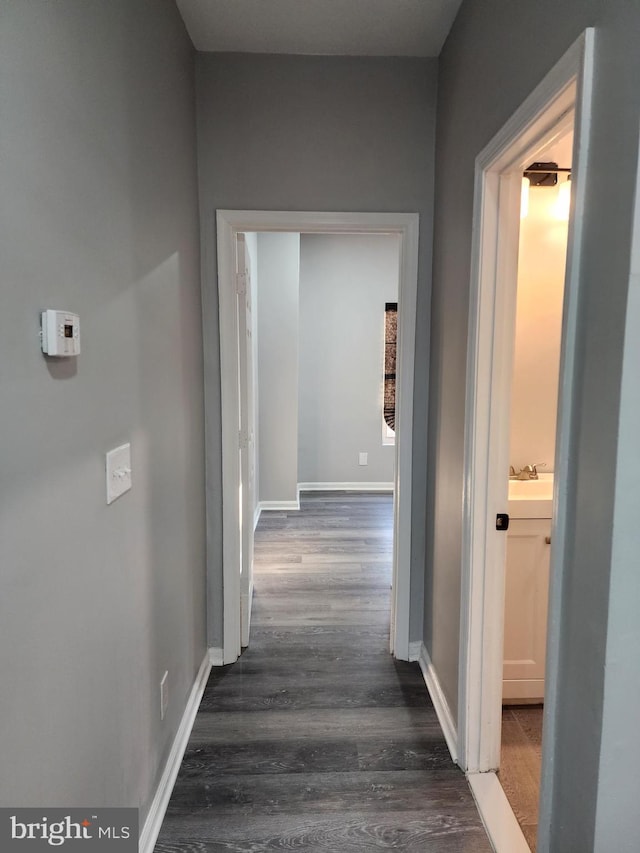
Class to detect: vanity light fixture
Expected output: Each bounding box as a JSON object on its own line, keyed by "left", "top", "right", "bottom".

{"left": 555, "top": 174, "right": 572, "bottom": 220}
{"left": 520, "top": 161, "right": 572, "bottom": 219}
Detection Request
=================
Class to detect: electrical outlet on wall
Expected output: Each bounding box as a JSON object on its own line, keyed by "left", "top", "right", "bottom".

{"left": 359, "top": 452, "right": 368, "bottom": 466}
{"left": 160, "top": 671, "right": 169, "bottom": 721}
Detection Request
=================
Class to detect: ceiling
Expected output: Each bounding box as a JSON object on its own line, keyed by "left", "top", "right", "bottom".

{"left": 176, "top": 0, "right": 464, "bottom": 57}
{"left": 544, "top": 132, "right": 574, "bottom": 169}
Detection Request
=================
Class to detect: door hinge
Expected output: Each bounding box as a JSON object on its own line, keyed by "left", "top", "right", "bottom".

{"left": 239, "top": 430, "right": 248, "bottom": 450}
{"left": 235, "top": 273, "right": 247, "bottom": 296}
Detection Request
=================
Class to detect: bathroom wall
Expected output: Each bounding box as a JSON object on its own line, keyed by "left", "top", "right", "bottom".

{"left": 509, "top": 152, "right": 571, "bottom": 473}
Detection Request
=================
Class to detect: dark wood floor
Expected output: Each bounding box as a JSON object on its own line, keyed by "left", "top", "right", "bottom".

{"left": 154, "top": 492, "right": 492, "bottom": 852}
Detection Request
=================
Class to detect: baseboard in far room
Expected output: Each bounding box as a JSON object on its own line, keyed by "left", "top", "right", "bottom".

{"left": 418, "top": 642, "right": 458, "bottom": 763}
{"left": 258, "top": 499, "right": 300, "bottom": 513}
{"left": 139, "top": 652, "right": 212, "bottom": 853}
{"left": 467, "top": 772, "right": 531, "bottom": 853}
{"left": 297, "top": 482, "right": 394, "bottom": 492}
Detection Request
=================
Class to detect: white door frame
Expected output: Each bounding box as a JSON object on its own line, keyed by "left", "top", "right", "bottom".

{"left": 235, "top": 234, "right": 256, "bottom": 649}
{"left": 458, "top": 26, "right": 595, "bottom": 784}
{"left": 215, "top": 210, "right": 419, "bottom": 665}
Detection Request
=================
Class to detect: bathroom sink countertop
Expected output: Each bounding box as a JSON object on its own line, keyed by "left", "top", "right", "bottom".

{"left": 508, "top": 473, "right": 553, "bottom": 519}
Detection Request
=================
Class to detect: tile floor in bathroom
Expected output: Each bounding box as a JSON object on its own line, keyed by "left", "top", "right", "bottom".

{"left": 499, "top": 705, "right": 544, "bottom": 851}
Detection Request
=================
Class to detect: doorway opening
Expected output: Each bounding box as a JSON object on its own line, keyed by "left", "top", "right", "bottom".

{"left": 213, "top": 211, "right": 419, "bottom": 667}
{"left": 240, "top": 230, "right": 401, "bottom": 647}
{"left": 457, "top": 30, "right": 594, "bottom": 853}
{"left": 499, "top": 126, "right": 573, "bottom": 851}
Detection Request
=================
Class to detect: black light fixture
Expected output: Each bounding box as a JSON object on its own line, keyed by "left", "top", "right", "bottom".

{"left": 521, "top": 161, "right": 572, "bottom": 219}
{"left": 523, "top": 161, "right": 571, "bottom": 187}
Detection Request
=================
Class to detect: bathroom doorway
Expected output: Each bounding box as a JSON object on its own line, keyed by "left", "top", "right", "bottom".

{"left": 457, "top": 30, "right": 595, "bottom": 853}
{"left": 499, "top": 128, "right": 573, "bottom": 850}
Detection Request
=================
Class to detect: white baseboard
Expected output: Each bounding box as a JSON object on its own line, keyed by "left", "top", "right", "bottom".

{"left": 468, "top": 772, "right": 530, "bottom": 853}
{"left": 258, "top": 499, "right": 300, "bottom": 512}
{"left": 254, "top": 498, "right": 301, "bottom": 526}
{"left": 241, "top": 579, "right": 254, "bottom": 648}
{"left": 208, "top": 647, "right": 224, "bottom": 667}
{"left": 408, "top": 641, "right": 421, "bottom": 661}
{"left": 418, "top": 642, "right": 458, "bottom": 763}
{"left": 297, "top": 482, "right": 394, "bottom": 492}
{"left": 139, "top": 652, "right": 212, "bottom": 853}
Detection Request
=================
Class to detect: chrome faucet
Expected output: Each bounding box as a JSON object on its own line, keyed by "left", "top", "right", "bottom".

{"left": 509, "top": 463, "right": 546, "bottom": 480}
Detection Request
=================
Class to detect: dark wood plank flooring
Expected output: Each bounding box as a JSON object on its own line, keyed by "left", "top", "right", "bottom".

{"left": 154, "top": 492, "right": 491, "bottom": 852}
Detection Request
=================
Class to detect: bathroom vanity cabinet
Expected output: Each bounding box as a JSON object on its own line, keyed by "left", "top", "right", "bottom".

{"left": 502, "top": 517, "right": 551, "bottom": 702}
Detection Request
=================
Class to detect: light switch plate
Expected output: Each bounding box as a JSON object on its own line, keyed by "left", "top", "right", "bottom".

{"left": 359, "top": 452, "right": 368, "bottom": 466}
{"left": 106, "top": 443, "right": 132, "bottom": 505}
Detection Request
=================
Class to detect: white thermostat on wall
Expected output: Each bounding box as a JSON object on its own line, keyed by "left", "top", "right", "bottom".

{"left": 40, "top": 309, "right": 80, "bottom": 356}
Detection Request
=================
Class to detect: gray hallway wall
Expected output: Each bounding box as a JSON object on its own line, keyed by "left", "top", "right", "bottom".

{"left": 428, "top": 2, "right": 640, "bottom": 850}
{"left": 196, "top": 53, "right": 438, "bottom": 647}
{"left": 0, "top": 0, "right": 205, "bottom": 826}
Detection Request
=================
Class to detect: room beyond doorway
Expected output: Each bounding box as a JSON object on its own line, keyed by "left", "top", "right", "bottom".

{"left": 212, "top": 210, "right": 419, "bottom": 667}
{"left": 250, "top": 231, "right": 400, "bottom": 504}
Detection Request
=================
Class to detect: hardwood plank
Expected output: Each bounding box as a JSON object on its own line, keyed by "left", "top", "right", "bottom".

{"left": 156, "top": 811, "right": 491, "bottom": 853}
{"left": 154, "top": 493, "right": 490, "bottom": 852}
{"left": 164, "top": 769, "right": 482, "bottom": 816}
{"left": 188, "top": 706, "right": 444, "bottom": 745}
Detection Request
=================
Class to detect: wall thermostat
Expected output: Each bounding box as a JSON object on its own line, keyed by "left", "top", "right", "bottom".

{"left": 40, "top": 310, "right": 80, "bottom": 357}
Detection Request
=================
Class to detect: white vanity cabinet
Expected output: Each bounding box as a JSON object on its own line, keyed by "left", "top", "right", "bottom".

{"left": 502, "top": 516, "right": 552, "bottom": 702}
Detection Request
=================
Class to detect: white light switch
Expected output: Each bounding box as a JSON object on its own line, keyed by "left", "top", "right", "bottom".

{"left": 106, "top": 443, "right": 132, "bottom": 505}
{"left": 359, "top": 452, "right": 368, "bottom": 466}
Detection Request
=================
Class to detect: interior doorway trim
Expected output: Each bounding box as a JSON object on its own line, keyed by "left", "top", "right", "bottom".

{"left": 458, "top": 22, "right": 594, "bottom": 800}
{"left": 214, "top": 210, "right": 419, "bottom": 665}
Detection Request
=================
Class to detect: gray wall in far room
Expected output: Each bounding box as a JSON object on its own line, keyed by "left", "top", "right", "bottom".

{"left": 0, "top": 0, "right": 205, "bottom": 828}
{"left": 298, "top": 234, "right": 399, "bottom": 486}
{"left": 257, "top": 232, "right": 300, "bottom": 504}
{"left": 196, "top": 53, "right": 438, "bottom": 647}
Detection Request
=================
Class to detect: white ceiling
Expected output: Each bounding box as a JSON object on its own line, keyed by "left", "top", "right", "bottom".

{"left": 544, "top": 132, "right": 574, "bottom": 169}
{"left": 176, "top": 0, "right": 464, "bottom": 57}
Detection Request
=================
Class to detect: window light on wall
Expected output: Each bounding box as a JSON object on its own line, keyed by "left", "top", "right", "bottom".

{"left": 383, "top": 302, "right": 397, "bottom": 444}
